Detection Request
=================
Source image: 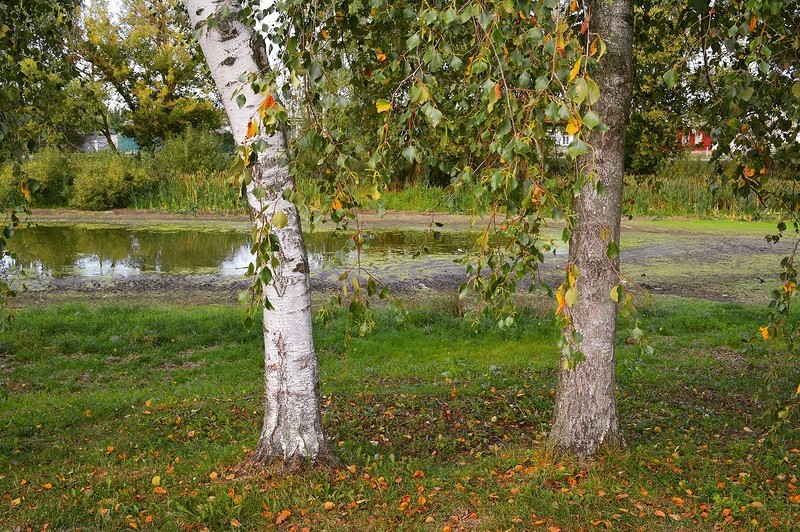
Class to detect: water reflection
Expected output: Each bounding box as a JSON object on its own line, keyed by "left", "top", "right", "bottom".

{"left": 5, "top": 225, "right": 478, "bottom": 279}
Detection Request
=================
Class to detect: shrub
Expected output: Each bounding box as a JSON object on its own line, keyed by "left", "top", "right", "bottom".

{"left": 70, "top": 152, "right": 156, "bottom": 211}
{"left": 22, "top": 148, "right": 74, "bottom": 206}
{"left": 0, "top": 163, "right": 22, "bottom": 208}
{"left": 152, "top": 127, "right": 234, "bottom": 179}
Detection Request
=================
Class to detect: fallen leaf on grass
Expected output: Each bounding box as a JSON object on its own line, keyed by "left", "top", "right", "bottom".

{"left": 276, "top": 509, "right": 291, "bottom": 525}
{"left": 230, "top": 518, "right": 241, "bottom": 528}
{"left": 323, "top": 501, "right": 335, "bottom": 510}
{"left": 654, "top": 510, "right": 666, "bottom": 518}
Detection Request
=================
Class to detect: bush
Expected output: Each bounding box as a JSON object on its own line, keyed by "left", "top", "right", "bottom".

{"left": 22, "top": 148, "right": 74, "bottom": 206}
{"left": 0, "top": 163, "right": 22, "bottom": 208}
{"left": 70, "top": 152, "right": 156, "bottom": 211}
{"left": 151, "top": 127, "right": 234, "bottom": 179}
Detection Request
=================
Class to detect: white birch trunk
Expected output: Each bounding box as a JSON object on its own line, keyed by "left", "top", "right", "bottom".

{"left": 549, "top": 0, "right": 634, "bottom": 458}
{"left": 185, "top": 0, "right": 335, "bottom": 466}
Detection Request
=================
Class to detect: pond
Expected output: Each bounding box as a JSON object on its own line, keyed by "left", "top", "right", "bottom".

{"left": 3, "top": 224, "right": 490, "bottom": 279}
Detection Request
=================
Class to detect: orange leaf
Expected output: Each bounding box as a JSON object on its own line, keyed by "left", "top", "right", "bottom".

{"left": 153, "top": 487, "right": 167, "bottom": 494}
{"left": 377, "top": 52, "right": 387, "bottom": 62}
{"left": 261, "top": 94, "right": 276, "bottom": 110}
{"left": 570, "top": 0, "right": 578, "bottom": 12}
{"left": 759, "top": 326, "right": 770, "bottom": 340}
{"left": 323, "top": 501, "right": 335, "bottom": 510}
{"left": 743, "top": 165, "right": 755, "bottom": 177}
{"left": 654, "top": 510, "right": 666, "bottom": 518}
{"left": 246, "top": 121, "right": 258, "bottom": 140}
{"left": 749, "top": 15, "right": 757, "bottom": 31}
{"left": 230, "top": 518, "right": 242, "bottom": 528}
{"left": 494, "top": 83, "right": 502, "bottom": 101}
{"left": 276, "top": 509, "right": 291, "bottom": 525}
{"left": 413, "top": 470, "right": 425, "bottom": 478}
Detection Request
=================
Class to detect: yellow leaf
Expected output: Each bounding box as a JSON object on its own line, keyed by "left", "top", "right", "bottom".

{"left": 555, "top": 284, "right": 566, "bottom": 315}
{"left": 376, "top": 99, "right": 392, "bottom": 113}
{"left": 570, "top": 0, "right": 578, "bottom": 12}
{"left": 590, "top": 36, "right": 599, "bottom": 57}
{"left": 209, "top": 472, "right": 218, "bottom": 479}
{"left": 43, "top": 483, "right": 52, "bottom": 489}
{"left": 323, "top": 501, "right": 335, "bottom": 510}
{"left": 796, "top": 382, "right": 800, "bottom": 395}
{"left": 320, "top": 29, "right": 330, "bottom": 39}
{"left": 275, "top": 509, "right": 291, "bottom": 525}
{"left": 11, "top": 497, "right": 21, "bottom": 506}
{"left": 151, "top": 476, "right": 161, "bottom": 487}
{"left": 569, "top": 57, "right": 582, "bottom": 82}
{"left": 759, "top": 326, "right": 770, "bottom": 340}
{"left": 566, "top": 117, "right": 580, "bottom": 135}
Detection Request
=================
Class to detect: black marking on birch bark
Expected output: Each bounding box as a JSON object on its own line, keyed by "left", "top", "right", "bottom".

{"left": 216, "top": 21, "right": 239, "bottom": 42}
{"left": 221, "top": 56, "right": 236, "bottom": 67}
{"left": 195, "top": 8, "right": 204, "bottom": 16}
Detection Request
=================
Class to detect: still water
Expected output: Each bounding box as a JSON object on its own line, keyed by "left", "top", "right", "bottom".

{"left": 3, "top": 225, "right": 480, "bottom": 279}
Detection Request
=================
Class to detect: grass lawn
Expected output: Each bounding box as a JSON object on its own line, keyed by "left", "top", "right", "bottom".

{"left": 1, "top": 297, "right": 799, "bottom": 530}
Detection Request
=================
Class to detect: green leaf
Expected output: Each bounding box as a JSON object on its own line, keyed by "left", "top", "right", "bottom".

{"left": 663, "top": 69, "right": 679, "bottom": 88}
{"left": 421, "top": 102, "right": 443, "bottom": 127}
{"left": 583, "top": 110, "right": 601, "bottom": 130}
{"left": 402, "top": 145, "right": 419, "bottom": 162}
{"left": 406, "top": 33, "right": 421, "bottom": 50}
{"left": 271, "top": 210, "right": 288, "bottom": 229}
{"left": 739, "top": 86, "right": 754, "bottom": 102}
{"left": 569, "top": 78, "right": 588, "bottom": 104}
{"left": 236, "top": 94, "right": 246, "bottom": 108}
{"left": 606, "top": 241, "right": 619, "bottom": 260}
{"left": 565, "top": 287, "right": 578, "bottom": 306}
{"left": 567, "top": 138, "right": 589, "bottom": 158}
{"left": 793, "top": 83, "right": 800, "bottom": 99}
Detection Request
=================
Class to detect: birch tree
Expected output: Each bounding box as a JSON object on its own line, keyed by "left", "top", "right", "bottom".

{"left": 549, "top": 0, "right": 633, "bottom": 457}
{"left": 184, "top": 0, "right": 336, "bottom": 468}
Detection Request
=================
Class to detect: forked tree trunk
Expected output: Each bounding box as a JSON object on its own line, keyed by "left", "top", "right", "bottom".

{"left": 185, "top": 0, "right": 336, "bottom": 467}
{"left": 549, "top": 0, "right": 634, "bottom": 458}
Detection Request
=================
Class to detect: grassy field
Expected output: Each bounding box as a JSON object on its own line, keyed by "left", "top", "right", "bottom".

{"left": 1, "top": 296, "right": 799, "bottom": 530}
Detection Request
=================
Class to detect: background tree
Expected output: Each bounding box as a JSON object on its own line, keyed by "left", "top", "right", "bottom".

{"left": 77, "top": 0, "right": 222, "bottom": 149}
{"left": 184, "top": 0, "right": 336, "bottom": 468}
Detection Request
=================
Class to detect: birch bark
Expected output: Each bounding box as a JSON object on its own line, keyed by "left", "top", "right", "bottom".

{"left": 185, "top": 0, "right": 335, "bottom": 467}
{"left": 549, "top": 0, "right": 634, "bottom": 458}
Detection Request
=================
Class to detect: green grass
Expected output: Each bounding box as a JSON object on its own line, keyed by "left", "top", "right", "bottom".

{"left": 131, "top": 172, "right": 245, "bottom": 215}
{"left": 1, "top": 298, "right": 799, "bottom": 530}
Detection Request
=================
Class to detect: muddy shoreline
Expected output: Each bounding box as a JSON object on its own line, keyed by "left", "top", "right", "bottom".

{"left": 12, "top": 209, "right": 793, "bottom": 306}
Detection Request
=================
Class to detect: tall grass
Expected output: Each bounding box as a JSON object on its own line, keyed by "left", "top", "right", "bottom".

{"left": 131, "top": 172, "right": 244, "bottom": 215}
{"left": 622, "top": 158, "right": 769, "bottom": 219}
